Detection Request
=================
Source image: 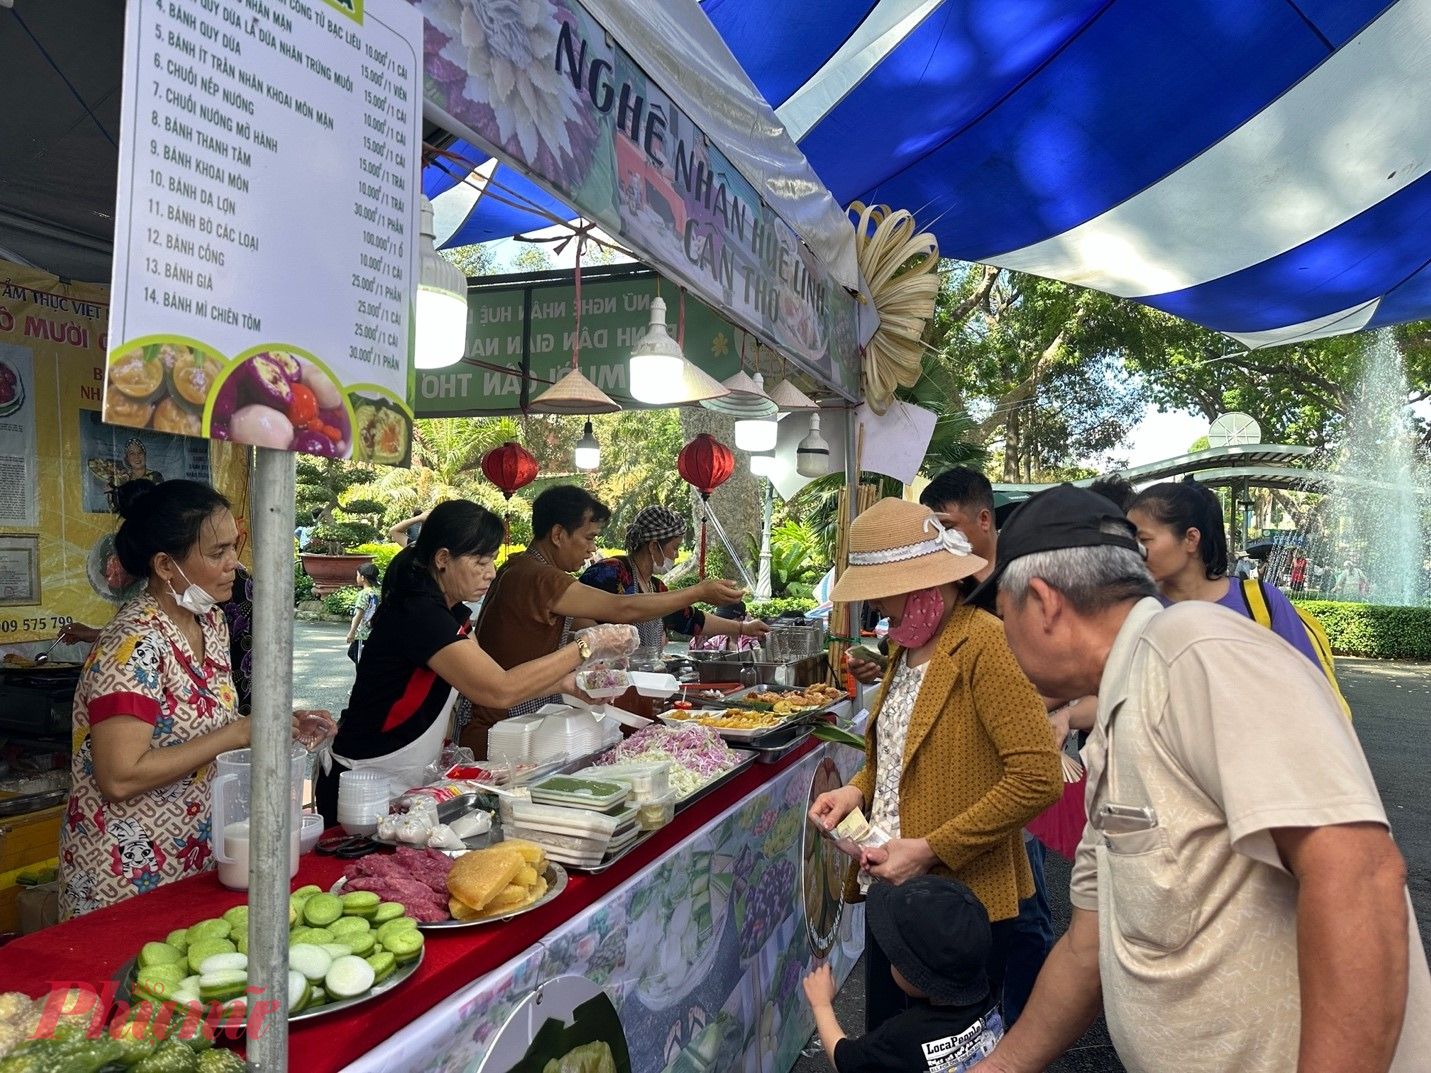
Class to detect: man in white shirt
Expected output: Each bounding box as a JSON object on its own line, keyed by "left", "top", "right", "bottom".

{"left": 966, "top": 484, "right": 1430, "bottom": 1073}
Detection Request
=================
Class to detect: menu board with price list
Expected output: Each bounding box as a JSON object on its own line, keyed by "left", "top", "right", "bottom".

{"left": 104, "top": 0, "right": 422, "bottom": 465}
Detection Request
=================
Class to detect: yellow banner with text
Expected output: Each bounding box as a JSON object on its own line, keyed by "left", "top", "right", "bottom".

{"left": 0, "top": 260, "right": 250, "bottom": 645}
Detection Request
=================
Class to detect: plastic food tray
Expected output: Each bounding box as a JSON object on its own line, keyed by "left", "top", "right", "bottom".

{"left": 527, "top": 774, "right": 631, "bottom": 812}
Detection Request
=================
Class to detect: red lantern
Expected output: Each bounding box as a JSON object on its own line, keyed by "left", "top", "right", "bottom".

{"left": 481, "top": 441, "right": 538, "bottom": 547}
{"left": 677, "top": 434, "right": 734, "bottom": 498}
{"left": 677, "top": 434, "right": 734, "bottom": 576}
{"left": 481, "top": 442, "right": 539, "bottom": 500}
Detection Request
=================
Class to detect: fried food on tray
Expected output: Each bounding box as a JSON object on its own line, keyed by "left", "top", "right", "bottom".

{"left": 446, "top": 840, "right": 550, "bottom": 918}
{"left": 749, "top": 684, "right": 847, "bottom": 708}
{"left": 666, "top": 708, "right": 785, "bottom": 731}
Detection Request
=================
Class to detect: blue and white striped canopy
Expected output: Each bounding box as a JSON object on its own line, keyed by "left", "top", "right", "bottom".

{"left": 429, "top": 0, "right": 1431, "bottom": 349}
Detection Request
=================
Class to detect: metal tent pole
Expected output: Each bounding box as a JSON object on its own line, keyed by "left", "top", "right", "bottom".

{"left": 246, "top": 447, "right": 296, "bottom": 1071}
{"left": 843, "top": 408, "right": 862, "bottom": 637}
{"left": 756, "top": 479, "right": 773, "bottom": 600}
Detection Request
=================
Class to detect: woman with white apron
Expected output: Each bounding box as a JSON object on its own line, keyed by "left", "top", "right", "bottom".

{"left": 315, "top": 500, "right": 638, "bottom": 826}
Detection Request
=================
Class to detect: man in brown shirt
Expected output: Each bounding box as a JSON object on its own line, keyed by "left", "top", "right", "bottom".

{"left": 467, "top": 485, "right": 743, "bottom": 753}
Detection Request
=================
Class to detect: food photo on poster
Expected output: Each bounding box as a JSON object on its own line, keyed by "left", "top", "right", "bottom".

{"left": 204, "top": 350, "right": 357, "bottom": 458}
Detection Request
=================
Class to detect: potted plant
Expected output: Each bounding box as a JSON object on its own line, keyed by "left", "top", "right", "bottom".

{"left": 296, "top": 458, "right": 384, "bottom": 595}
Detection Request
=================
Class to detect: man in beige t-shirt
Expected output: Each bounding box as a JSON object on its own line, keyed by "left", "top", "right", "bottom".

{"left": 964, "top": 484, "right": 1430, "bottom": 1073}
{"left": 467, "top": 485, "right": 741, "bottom": 754}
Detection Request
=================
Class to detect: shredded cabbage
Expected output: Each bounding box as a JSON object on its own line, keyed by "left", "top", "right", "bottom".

{"left": 594, "top": 726, "right": 740, "bottom": 798}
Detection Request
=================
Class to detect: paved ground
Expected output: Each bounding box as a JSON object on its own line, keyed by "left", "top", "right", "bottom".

{"left": 791, "top": 656, "right": 1431, "bottom": 1072}
{"left": 292, "top": 619, "right": 360, "bottom": 718}
{"left": 288, "top": 629, "right": 1430, "bottom": 1071}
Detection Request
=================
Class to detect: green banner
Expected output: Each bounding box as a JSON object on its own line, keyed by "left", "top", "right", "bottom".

{"left": 414, "top": 271, "right": 744, "bottom": 416}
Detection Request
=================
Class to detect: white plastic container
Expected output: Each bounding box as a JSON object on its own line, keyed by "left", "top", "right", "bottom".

{"left": 507, "top": 798, "right": 621, "bottom": 838}
{"left": 528, "top": 774, "right": 631, "bottom": 811}
{"left": 572, "top": 762, "right": 671, "bottom": 802}
{"left": 530, "top": 710, "right": 602, "bottom": 763}
{"left": 635, "top": 788, "right": 678, "bottom": 832}
{"left": 487, "top": 713, "right": 543, "bottom": 763}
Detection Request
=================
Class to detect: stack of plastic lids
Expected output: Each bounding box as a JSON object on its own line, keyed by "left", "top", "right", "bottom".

{"left": 486, "top": 713, "right": 544, "bottom": 763}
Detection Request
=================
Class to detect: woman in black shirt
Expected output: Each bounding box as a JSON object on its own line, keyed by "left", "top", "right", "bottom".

{"left": 315, "top": 500, "right": 636, "bottom": 825}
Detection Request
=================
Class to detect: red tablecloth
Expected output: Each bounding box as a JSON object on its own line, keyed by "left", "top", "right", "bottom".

{"left": 0, "top": 741, "right": 813, "bottom": 1070}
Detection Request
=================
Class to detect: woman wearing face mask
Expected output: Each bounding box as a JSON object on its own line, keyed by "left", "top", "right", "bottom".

{"left": 574, "top": 505, "right": 771, "bottom": 658}
{"left": 315, "top": 500, "right": 639, "bottom": 826}
{"left": 60, "top": 480, "right": 253, "bottom": 917}
{"left": 807, "top": 498, "right": 1061, "bottom": 1031}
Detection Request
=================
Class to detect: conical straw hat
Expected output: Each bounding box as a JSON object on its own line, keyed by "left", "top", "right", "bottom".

{"left": 701, "top": 370, "right": 778, "bottom": 418}
{"left": 767, "top": 378, "right": 819, "bottom": 411}
{"left": 527, "top": 368, "right": 621, "bottom": 415}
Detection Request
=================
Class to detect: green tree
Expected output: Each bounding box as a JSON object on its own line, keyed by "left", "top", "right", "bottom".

{"left": 295, "top": 458, "right": 385, "bottom": 552}
{"left": 933, "top": 263, "right": 1188, "bottom": 479}
{"left": 442, "top": 243, "right": 498, "bottom": 277}
{"left": 1123, "top": 322, "right": 1431, "bottom": 452}
{"left": 344, "top": 416, "right": 525, "bottom": 535}
{"left": 789, "top": 349, "right": 990, "bottom": 561}
{"left": 512, "top": 244, "right": 556, "bottom": 273}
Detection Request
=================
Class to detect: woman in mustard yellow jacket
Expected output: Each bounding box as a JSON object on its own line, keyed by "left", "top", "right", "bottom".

{"left": 810, "top": 498, "right": 1061, "bottom": 1030}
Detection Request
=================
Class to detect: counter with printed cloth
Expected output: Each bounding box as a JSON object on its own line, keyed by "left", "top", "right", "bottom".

{"left": 0, "top": 739, "right": 864, "bottom": 1072}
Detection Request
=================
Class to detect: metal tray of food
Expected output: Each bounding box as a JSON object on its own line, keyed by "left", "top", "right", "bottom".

{"left": 114, "top": 947, "right": 423, "bottom": 1024}
{"left": 747, "top": 723, "right": 816, "bottom": 765}
{"left": 712, "top": 684, "right": 851, "bottom": 713}
{"left": 369, "top": 793, "right": 502, "bottom": 851}
{"left": 657, "top": 707, "right": 807, "bottom": 744}
{"left": 333, "top": 862, "right": 567, "bottom": 930}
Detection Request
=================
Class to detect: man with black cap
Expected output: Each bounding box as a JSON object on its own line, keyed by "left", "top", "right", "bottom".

{"left": 804, "top": 875, "right": 1003, "bottom": 1072}
{"left": 967, "top": 484, "right": 1431, "bottom": 1073}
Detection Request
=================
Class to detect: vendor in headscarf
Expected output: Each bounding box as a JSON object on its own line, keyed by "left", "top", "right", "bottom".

{"left": 575, "top": 505, "right": 770, "bottom": 655}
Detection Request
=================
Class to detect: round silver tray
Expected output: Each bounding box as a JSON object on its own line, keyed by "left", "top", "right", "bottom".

{"left": 332, "top": 860, "right": 567, "bottom": 930}
{"left": 114, "top": 946, "right": 422, "bottom": 1024}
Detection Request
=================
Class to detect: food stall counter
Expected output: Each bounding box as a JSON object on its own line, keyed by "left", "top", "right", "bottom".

{"left": 0, "top": 737, "right": 863, "bottom": 1073}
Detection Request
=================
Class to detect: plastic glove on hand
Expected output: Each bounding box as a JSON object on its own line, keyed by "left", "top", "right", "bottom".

{"left": 575, "top": 623, "right": 640, "bottom": 662}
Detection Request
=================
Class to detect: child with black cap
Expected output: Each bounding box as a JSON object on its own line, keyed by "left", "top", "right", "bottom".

{"left": 803, "top": 875, "right": 1003, "bottom": 1072}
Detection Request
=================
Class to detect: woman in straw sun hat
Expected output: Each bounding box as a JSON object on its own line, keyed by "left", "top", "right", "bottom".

{"left": 808, "top": 497, "right": 1061, "bottom": 1032}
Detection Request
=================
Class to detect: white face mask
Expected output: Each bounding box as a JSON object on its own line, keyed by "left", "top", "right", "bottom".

{"left": 651, "top": 543, "right": 677, "bottom": 575}
{"left": 169, "top": 563, "right": 219, "bottom": 616}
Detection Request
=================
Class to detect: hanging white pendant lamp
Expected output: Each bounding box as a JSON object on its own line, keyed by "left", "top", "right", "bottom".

{"left": 629, "top": 297, "right": 687, "bottom": 404}
{"left": 415, "top": 195, "right": 469, "bottom": 369}
{"left": 574, "top": 420, "right": 601, "bottom": 471}
{"left": 796, "top": 413, "right": 832, "bottom": 477}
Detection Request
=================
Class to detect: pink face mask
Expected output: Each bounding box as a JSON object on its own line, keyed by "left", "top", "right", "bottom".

{"left": 886, "top": 587, "right": 946, "bottom": 648}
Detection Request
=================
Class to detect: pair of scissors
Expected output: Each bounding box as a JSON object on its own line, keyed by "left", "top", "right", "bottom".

{"left": 314, "top": 835, "right": 383, "bottom": 859}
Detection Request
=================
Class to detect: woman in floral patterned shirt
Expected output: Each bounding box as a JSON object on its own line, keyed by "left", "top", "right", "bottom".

{"left": 60, "top": 479, "right": 251, "bottom": 917}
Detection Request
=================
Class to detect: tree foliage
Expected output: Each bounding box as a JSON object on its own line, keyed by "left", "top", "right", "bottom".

{"left": 929, "top": 261, "right": 1431, "bottom": 471}
{"left": 1123, "top": 322, "right": 1431, "bottom": 451}
{"left": 442, "top": 243, "right": 498, "bottom": 278}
